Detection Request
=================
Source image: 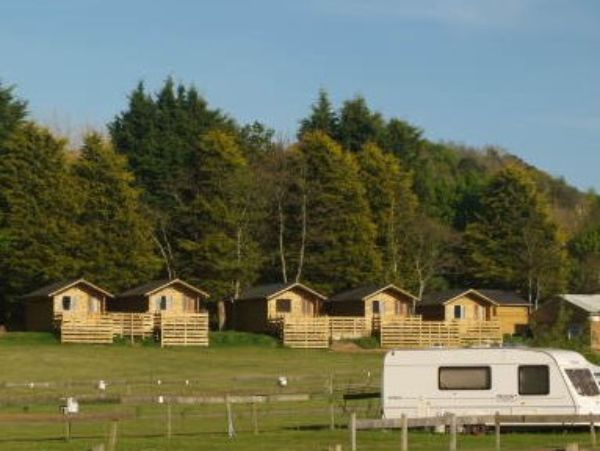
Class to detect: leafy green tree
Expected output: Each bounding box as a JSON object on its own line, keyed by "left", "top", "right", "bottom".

{"left": 294, "top": 132, "right": 381, "bottom": 292}
{"left": 464, "top": 165, "right": 568, "bottom": 307}
{"left": 569, "top": 225, "right": 600, "bottom": 293}
{"left": 355, "top": 143, "right": 417, "bottom": 284}
{"left": 178, "top": 130, "right": 264, "bottom": 298}
{"left": 0, "top": 124, "right": 82, "bottom": 321}
{"left": 72, "top": 133, "right": 161, "bottom": 291}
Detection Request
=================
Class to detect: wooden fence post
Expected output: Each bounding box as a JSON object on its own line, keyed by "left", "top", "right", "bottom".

{"left": 495, "top": 411, "right": 501, "bottom": 451}
{"left": 350, "top": 411, "right": 356, "bottom": 451}
{"left": 252, "top": 402, "right": 259, "bottom": 435}
{"left": 329, "top": 373, "right": 335, "bottom": 431}
{"left": 107, "top": 419, "right": 118, "bottom": 451}
{"left": 449, "top": 414, "right": 457, "bottom": 451}
{"left": 226, "top": 398, "right": 235, "bottom": 438}
{"left": 64, "top": 418, "right": 72, "bottom": 441}
{"left": 401, "top": 414, "right": 408, "bottom": 451}
{"left": 166, "top": 403, "right": 172, "bottom": 439}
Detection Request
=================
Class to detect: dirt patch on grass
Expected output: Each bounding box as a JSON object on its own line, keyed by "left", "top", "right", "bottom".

{"left": 330, "top": 341, "right": 385, "bottom": 353}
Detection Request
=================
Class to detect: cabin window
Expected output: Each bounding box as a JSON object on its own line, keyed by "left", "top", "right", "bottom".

{"left": 439, "top": 367, "right": 491, "bottom": 390}
{"left": 276, "top": 299, "right": 291, "bottom": 313}
{"left": 62, "top": 296, "right": 72, "bottom": 311}
{"left": 453, "top": 305, "right": 465, "bottom": 319}
{"left": 159, "top": 295, "right": 168, "bottom": 311}
{"left": 373, "top": 301, "right": 382, "bottom": 314}
{"left": 394, "top": 300, "right": 404, "bottom": 316}
{"left": 518, "top": 365, "right": 550, "bottom": 395}
{"left": 565, "top": 369, "right": 600, "bottom": 397}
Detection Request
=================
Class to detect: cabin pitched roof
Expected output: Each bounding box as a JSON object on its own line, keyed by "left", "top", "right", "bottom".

{"left": 236, "top": 282, "right": 326, "bottom": 301}
{"left": 477, "top": 289, "right": 529, "bottom": 306}
{"left": 328, "top": 284, "right": 417, "bottom": 303}
{"left": 420, "top": 289, "right": 498, "bottom": 306}
{"left": 556, "top": 294, "right": 600, "bottom": 314}
{"left": 22, "top": 278, "right": 113, "bottom": 299}
{"left": 117, "top": 278, "right": 209, "bottom": 298}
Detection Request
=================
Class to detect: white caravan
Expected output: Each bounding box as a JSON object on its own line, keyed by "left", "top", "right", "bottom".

{"left": 382, "top": 348, "right": 600, "bottom": 419}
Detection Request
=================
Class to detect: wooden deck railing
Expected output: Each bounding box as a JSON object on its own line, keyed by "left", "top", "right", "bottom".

{"left": 380, "top": 318, "right": 502, "bottom": 348}
{"left": 160, "top": 313, "right": 209, "bottom": 347}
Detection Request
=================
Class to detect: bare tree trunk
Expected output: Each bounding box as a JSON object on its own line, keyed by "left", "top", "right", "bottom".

{"left": 527, "top": 273, "right": 533, "bottom": 310}
{"left": 534, "top": 278, "right": 541, "bottom": 311}
{"left": 153, "top": 235, "right": 173, "bottom": 280}
{"left": 388, "top": 197, "right": 398, "bottom": 279}
{"left": 162, "top": 225, "right": 176, "bottom": 277}
{"left": 295, "top": 193, "right": 307, "bottom": 283}
{"left": 278, "top": 198, "right": 288, "bottom": 283}
{"left": 217, "top": 300, "right": 226, "bottom": 331}
{"left": 234, "top": 226, "right": 243, "bottom": 299}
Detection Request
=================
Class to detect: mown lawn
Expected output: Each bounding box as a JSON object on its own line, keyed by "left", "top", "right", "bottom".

{"left": 0, "top": 332, "right": 597, "bottom": 450}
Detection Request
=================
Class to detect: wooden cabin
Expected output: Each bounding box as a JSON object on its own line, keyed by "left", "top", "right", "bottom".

{"left": 109, "top": 279, "right": 209, "bottom": 315}
{"left": 22, "top": 279, "right": 113, "bottom": 331}
{"left": 418, "top": 288, "right": 530, "bottom": 336}
{"left": 231, "top": 282, "right": 326, "bottom": 333}
{"left": 477, "top": 289, "right": 530, "bottom": 335}
{"left": 326, "top": 284, "right": 418, "bottom": 332}
{"left": 418, "top": 289, "right": 497, "bottom": 322}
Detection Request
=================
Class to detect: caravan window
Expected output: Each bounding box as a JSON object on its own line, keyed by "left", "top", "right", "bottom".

{"left": 439, "top": 367, "right": 491, "bottom": 390}
{"left": 565, "top": 369, "right": 600, "bottom": 396}
{"left": 519, "top": 365, "right": 550, "bottom": 395}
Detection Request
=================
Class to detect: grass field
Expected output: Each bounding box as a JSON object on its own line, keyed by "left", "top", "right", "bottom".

{"left": 0, "top": 332, "right": 597, "bottom": 450}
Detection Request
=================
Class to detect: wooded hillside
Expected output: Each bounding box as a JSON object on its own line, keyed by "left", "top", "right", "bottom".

{"left": 1, "top": 79, "right": 599, "bottom": 323}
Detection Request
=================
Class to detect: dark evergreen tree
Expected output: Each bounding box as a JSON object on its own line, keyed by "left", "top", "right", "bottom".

{"left": 0, "top": 124, "right": 82, "bottom": 321}
{"left": 464, "top": 166, "right": 568, "bottom": 306}
{"left": 72, "top": 133, "right": 161, "bottom": 291}
{"left": 178, "top": 130, "right": 264, "bottom": 298}
{"left": 298, "top": 89, "right": 339, "bottom": 139}
{"left": 336, "top": 96, "right": 386, "bottom": 152}
{"left": 295, "top": 131, "right": 381, "bottom": 292}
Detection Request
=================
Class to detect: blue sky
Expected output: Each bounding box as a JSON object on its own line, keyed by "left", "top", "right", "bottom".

{"left": 1, "top": 0, "right": 599, "bottom": 191}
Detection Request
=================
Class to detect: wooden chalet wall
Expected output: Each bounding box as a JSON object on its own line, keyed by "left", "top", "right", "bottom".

{"left": 495, "top": 305, "right": 529, "bottom": 335}
{"left": 266, "top": 288, "right": 322, "bottom": 321}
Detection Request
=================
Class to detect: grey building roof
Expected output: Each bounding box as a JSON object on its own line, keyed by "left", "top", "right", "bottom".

{"left": 236, "top": 282, "right": 326, "bottom": 301}
{"left": 117, "top": 278, "right": 209, "bottom": 298}
{"left": 557, "top": 294, "right": 600, "bottom": 314}
{"left": 328, "top": 284, "right": 417, "bottom": 303}
{"left": 22, "top": 278, "right": 113, "bottom": 299}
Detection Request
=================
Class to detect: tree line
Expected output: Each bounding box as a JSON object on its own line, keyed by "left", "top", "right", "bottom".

{"left": 1, "top": 79, "right": 599, "bottom": 323}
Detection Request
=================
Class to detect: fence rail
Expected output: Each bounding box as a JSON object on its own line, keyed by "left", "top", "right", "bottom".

{"left": 352, "top": 413, "right": 600, "bottom": 451}
{"left": 109, "top": 313, "right": 154, "bottom": 340}
{"left": 160, "top": 314, "right": 209, "bottom": 347}
{"left": 328, "top": 317, "right": 368, "bottom": 340}
{"left": 61, "top": 317, "right": 114, "bottom": 344}
{"left": 281, "top": 318, "right": 329, "bottom": 349}
{"left": 380, "top": 318, "right": 502, "bottom": 348}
